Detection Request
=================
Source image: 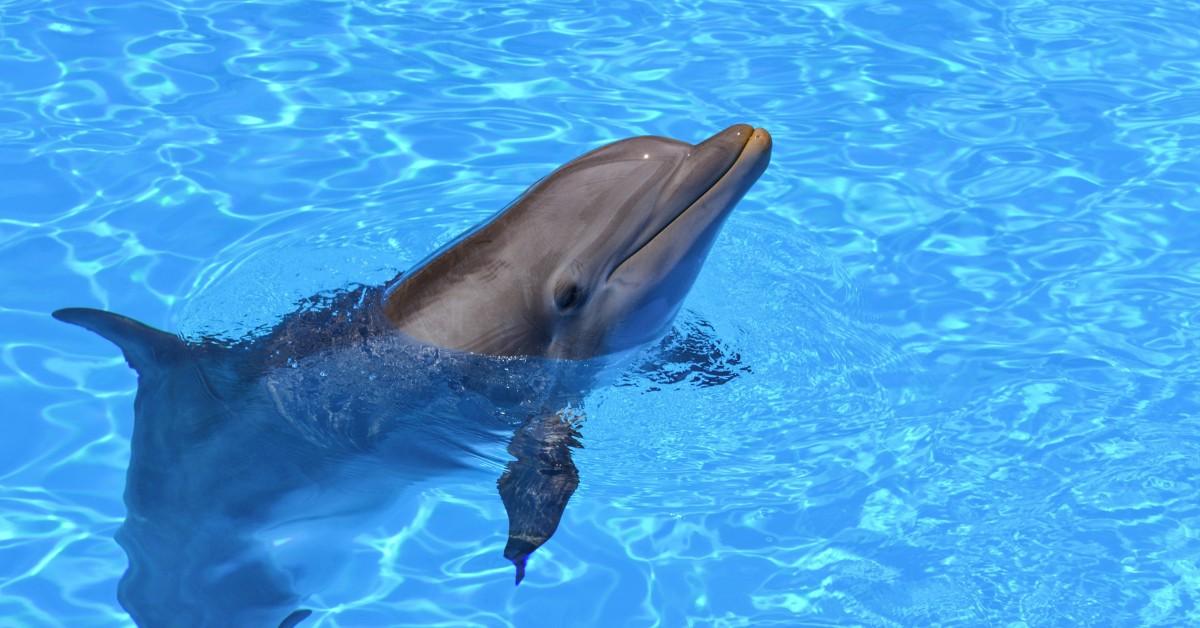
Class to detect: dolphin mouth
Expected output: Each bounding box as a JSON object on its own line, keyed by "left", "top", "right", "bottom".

{"left": 608, "top": 124, "right": 768, "bottom": 280}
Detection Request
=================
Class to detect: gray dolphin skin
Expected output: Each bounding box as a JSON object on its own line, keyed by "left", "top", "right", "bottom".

{"left": 53, "top": 124, "right": 771, "bottom": 626}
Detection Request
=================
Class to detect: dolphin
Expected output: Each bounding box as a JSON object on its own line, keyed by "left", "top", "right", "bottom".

{"left": 53, "top": 124, "right": 771, "bottom": 626}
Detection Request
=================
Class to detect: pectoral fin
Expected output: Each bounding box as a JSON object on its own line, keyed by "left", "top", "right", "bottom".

{"left": 496, "top": 411, "right": 581, "bottom": 585}
{"left": 279, "top": 609, "right": 312, "bottom": 628}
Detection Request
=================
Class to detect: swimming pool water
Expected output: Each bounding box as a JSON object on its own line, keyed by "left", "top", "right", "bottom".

{"left": 3, "top": 0, "right": 1199, "bottom": 625}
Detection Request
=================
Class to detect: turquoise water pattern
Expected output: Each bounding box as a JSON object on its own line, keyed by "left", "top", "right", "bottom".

{"left": 3, "top": 0, "right": 1200, "bottom": 625}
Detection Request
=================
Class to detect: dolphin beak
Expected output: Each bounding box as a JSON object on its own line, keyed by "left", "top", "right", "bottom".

{"left": 663, "top": 123, "right": 770, "bottom": 232}
{"left": 607, "top": 124, "right": 771, "bottom": 284}
{"left": 729, "top": 126, "right": 772, "bottom": 183}
{"left": 609, "top": 124, "right": 765, "bottom": 280}
{"left": 696, "top": 123, "right": 756, "bottom": 157}
{"left": 673, "top": 123, "right": 771, "bottom": 241}
{"left": 698, "top": 124, "right": 771, "bottom": 205}
{"left": 689, "top": 124, "right": 772, "bottom": 224}
{"left": 658, "top": 124, "right": 755, "bottom": 208}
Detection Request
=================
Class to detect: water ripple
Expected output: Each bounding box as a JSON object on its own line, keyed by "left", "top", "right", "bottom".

{"left": 3, "top": 0, "right": 1200, "bottom": 625}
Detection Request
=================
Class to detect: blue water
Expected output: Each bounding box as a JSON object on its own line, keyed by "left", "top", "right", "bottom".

{"left": 3, "top": 0, "right": 1199, "bottom": 625}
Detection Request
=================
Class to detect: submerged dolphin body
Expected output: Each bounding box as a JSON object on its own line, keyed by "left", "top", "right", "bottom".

{"left": 54, "top": 124, "right": 771, "bottom": 626}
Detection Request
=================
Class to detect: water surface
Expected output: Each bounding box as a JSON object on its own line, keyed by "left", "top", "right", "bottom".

{"left": 2, "top": 0, "right": 1199, "bottom": 625}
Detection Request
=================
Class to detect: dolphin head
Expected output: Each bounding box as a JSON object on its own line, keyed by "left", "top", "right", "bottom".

{"left": 383, "top": 124, "right": 772, "bottom": 359}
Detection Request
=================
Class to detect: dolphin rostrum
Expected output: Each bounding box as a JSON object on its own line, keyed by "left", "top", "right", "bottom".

{"left": 54, "top": 124, "right": 771, "bottom": 626}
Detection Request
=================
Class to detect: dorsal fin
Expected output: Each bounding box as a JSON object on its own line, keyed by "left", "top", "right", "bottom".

{"left": 52, "top": 307, "right": 186, "bottom": 374}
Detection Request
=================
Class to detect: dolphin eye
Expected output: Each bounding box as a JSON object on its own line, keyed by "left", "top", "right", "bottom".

{"left": 554, "top": 283, "right": 585, "bottom": 312}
